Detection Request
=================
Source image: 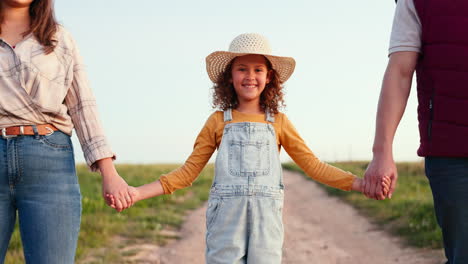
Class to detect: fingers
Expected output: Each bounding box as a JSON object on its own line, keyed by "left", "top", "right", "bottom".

{"left": 369, "top": 178, "right": 379, "bottom": 200}
{"left": 117, "top": 192, "right": 130, "bottom": 212}
{"left": 126, "top": 195, "right": 133, "bottom": 207}
{"left": 375, "top": 176, "right": 393, "bottom": 200}
{"left": 381, "top": 178, "right": 390, "bottom": 194}
{"left": 105, "top": 193, "right": 116, "bottom": 208}
{"left": 363, "top": 176, "right": 390, "bottom": 200}
{"left": 106, "top": 194, "right": 126, "bottom": 212}
{"left": 387, "top": 174, "right": 398, "bottom": 199}
{"left": 115, "top": 198, "right": 124, "bottom": 212}
{"left": 106, "top": 191, "right": 135, "bottom": 212}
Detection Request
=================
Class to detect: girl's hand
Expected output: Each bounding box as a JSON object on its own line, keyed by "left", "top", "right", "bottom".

{"left": 381, "top": 175, "right": 391, "bottom": 196}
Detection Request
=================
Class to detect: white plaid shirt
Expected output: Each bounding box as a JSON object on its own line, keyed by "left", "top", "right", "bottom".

{"left": 0, "top": 26, "right": 114, "bottom": 170}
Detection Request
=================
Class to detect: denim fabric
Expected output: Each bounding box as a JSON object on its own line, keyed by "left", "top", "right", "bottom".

{"left": 425, "top": 157, "right": 468, "bottom": 264}
{"left": 206, "top": 109, "right": 284, "bottom": 264}
{"left": 0, "top": 131, "right": 81, "bottom": 264}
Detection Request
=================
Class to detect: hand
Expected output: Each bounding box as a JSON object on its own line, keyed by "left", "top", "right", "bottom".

{"left": 353, "top": 176, "right": 391, "bottom": 195}
{"left": 363, "top": 155, "right": 398, "bottom": 200}
{"left": 102, "top": 173, "right": 134, "bottom": 212}
{"left": 106, "top": 186, "right": 139, "bottom": 211}
{"left": 96, "top": 158, "right": 133, "bottom": 212}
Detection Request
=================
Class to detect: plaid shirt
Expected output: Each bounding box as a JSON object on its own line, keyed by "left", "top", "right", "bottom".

{"left": 0, "top": 26, "right": 114, "bottom": 170}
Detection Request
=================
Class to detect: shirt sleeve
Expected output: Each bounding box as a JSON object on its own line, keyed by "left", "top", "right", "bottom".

{"left": 280, "top": 114, "right": 356, "bottom": 191}
{"left": 389, "top": 0, "right": 422, "bottom": 55}
{"left": 159, "top": 113, "right": 218, "bottom": 194}
{"left": 64, "top": 37, "right": 115, "bottom": 171}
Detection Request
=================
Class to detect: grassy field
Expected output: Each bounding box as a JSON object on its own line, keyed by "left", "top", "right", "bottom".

{"left": 4, "top": 162, "right": 442, "bottom": 263}
{"left": 4, "top": 164, "right": 214, "bottom": 264}
{"left": 283, "top": 161, "right": 443, "bottom": 248}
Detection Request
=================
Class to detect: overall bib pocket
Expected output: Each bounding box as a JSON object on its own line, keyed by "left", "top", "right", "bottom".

{"left": 228, "top": 139, "right": 270, "bottom": 177}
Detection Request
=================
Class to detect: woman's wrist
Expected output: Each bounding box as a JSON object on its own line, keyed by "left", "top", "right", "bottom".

{"left": 95, "top": 158, "right": 118, "bottom": 177}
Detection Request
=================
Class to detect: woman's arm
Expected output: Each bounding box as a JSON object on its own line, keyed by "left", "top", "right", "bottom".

{"left": 64, "top": 32, "right": 131, "bottom": 211}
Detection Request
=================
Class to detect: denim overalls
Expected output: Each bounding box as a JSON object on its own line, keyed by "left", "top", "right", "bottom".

{"left": 205, "top": 109, "right": 284, "bottom": 264}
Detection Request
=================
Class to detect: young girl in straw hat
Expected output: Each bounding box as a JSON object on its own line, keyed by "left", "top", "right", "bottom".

{"left": 109, "top": 33, "right": 389, "bottom": 263}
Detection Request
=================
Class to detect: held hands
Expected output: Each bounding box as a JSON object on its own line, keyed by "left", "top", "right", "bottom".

{"left": 105, "top": 186, "right": 139, "bottom": 212}
{"left": 97, "top": 158, "right": 136, "bottom": 212}
{"left": 106, "top": 180, "right": 165, "bottom": 212}
{"left": 362, "top": 155, "right": 398, "bottom": 200}
{"left": 353, "top": 176, "right": 391, "bottom": 196}
{"left": 101, "top": 171, "right": 136, "bottom": 212}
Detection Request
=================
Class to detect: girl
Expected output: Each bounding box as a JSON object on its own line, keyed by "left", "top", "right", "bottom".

{"left": 110, "top": 33, "right": 389, "bottom": 263}
{"left": 0, "top": 0, "right": 133, "bottom": 263}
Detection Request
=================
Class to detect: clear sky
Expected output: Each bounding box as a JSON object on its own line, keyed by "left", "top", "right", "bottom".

{"left": 55, "top": 0, "right": 421, "bottom": 164}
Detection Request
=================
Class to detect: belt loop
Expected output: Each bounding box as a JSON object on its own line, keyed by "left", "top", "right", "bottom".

{"left": 32, "top": 125, "right": 39, "bottom": 138}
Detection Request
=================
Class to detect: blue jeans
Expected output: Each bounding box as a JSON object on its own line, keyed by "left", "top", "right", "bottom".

{"left": 425, "top": 157, "right": 468, "bottom": 264}
{"left": 0, "top": 131, "right": 81, "bottom": 264}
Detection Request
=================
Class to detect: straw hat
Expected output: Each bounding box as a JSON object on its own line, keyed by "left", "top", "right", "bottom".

{"left": 206, "top": 33, "right": 296, "bottom": 83}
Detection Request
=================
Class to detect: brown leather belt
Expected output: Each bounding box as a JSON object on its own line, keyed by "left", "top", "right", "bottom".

{"left": 1, "top": 124, "right": 59, "bottom": 138}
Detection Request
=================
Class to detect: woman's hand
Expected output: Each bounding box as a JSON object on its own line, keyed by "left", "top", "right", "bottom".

{"left": 96, "top": 158, "right": 133, "bottom": 212}
{"left": 106, "top": 186, "right": 139, "bottom": 211}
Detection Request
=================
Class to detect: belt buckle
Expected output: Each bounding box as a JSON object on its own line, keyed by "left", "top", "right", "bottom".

{"left": 2, "top": 128, "right": 17, "bottom": 139}
{"left": 44, "top": 126, "right": 54, "bottom": 136}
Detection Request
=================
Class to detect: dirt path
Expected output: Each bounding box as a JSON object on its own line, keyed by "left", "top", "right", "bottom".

{"left": 134, "top": 170, "right": 445, "bottom": 264}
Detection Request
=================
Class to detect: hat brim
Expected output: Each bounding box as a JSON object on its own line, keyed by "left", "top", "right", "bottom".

{"left": 206, "top": 51, "right": 296, "bottom": 83}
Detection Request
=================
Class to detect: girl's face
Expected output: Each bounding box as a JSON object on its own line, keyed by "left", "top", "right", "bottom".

{"left": 230, "top": 54, "right": 271, "bottom": 106}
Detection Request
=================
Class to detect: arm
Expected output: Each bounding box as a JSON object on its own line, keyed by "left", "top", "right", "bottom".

{"left": 158, "top": 113, "right": 218, "bottom": 194}
{"left": 65, "top": 35, "right": 130, "bottom": 211}
{"left": 363, "top": 51, "right": 418, "bottom": 199}
{"left": 280, "top": 114, "right": 358, "bottom": 191}
{"left": 108, "top": 113, "right": 219, "bottom": 208}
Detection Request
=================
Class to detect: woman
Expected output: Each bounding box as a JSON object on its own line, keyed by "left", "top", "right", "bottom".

{"left": 0, "top": 0, "right": 132, "bottom": 263}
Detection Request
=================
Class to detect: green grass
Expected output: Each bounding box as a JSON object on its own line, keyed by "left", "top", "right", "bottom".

{"left": 4, "top": 164, "right": 213, "bottom": 263}
{"left": 283, "top": 161, "right": 443, "bottom": 248}
{"left": 4, "top": 162, "right": 442, "bottom": 262}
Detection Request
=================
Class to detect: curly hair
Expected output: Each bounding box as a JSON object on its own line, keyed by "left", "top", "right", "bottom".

{"left": 212, "top": 57, "right": 285, "bottom": 114}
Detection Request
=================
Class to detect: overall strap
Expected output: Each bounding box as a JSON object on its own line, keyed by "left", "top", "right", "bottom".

{"left": 223, "top": 108, "right": 233, "bottom": 122}
{"left": 265, "top": 109, "right": 275, "bottom": 123}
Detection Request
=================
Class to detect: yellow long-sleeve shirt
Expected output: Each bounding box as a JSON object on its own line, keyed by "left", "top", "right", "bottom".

{"left": 159, "top": 110, "right": 356, "bottom": 194}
